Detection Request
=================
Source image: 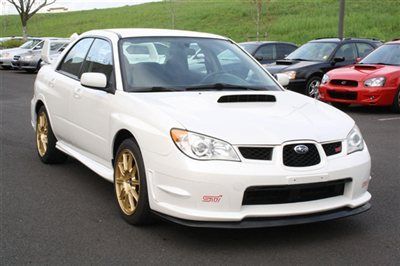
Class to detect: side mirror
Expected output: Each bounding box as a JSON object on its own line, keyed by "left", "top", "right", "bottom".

{"left": 333, "top": 57, "right": 345, "bottom": 63}
{"left": 275, "top": 73, "right": 290, "bottom": 87}
{"left": 355, "top": 57, "right": 362, "bottom": 63}
{"left": 81, "top": 72, "right": 107, "bottom": 89}
{"left": 254, "top": 55, "right": 263, "bottom": 62}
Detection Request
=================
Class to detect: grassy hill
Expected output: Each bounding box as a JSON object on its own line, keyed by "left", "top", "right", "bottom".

{"left": 1, "top": 0, "right": 399, "bottom": 44}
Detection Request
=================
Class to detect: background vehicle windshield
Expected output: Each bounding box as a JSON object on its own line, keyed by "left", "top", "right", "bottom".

{"left": 360, "top": 44, "right": 400, "bottom": 66}
{"left": 286, "top": 42, "right": 336, "bottom": 61}
{"left": 119, "top": 37, "right": 281, "bottom": 92}
{"left": 240, "top": 43, "right": 258, "bottom": 54}
{"left": 19, "top": 39, "right": 42, "bottom": 49}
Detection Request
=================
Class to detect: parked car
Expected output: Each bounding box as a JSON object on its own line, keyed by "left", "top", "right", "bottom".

{"left": 31, "top": 29, "right": 371, "bottom": 228}
{"left": 265, "top": 38, "right": 382, "bottom": 97}
{"left": 0, "top": 38, "right": 43, "bottom": 69}
{"left": 240, "top": 41, "right": 298, "bottom": 65}
{"left": 319, "top": 40, "right": 400, "bottom": 112}
{"left": 12, "top": 39, "right": 69, "bottom": 73}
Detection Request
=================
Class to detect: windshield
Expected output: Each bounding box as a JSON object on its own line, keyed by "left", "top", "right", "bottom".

{"left": 240, "top": 43, "right": 258, "bottom": 54}
{"left": 360, "top": 44, "right": 400, "bottom": 66}
{"left": 119, "top": 37, "right": 281, "bottom": 92}
{"left": 286, "top": 42, "right": 337, "bottom": 61}
{"left": 19, "top": 39, "right": 42, "bottom": 49}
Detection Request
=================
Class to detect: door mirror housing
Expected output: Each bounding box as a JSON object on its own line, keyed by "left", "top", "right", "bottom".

{"left": 80, "top": 72, "right": 107, "bottom": 89}
{"left": 355, "top": 57, "right": 362, "bottom": 63}
{"left": 275, "top": 73, "right": 290, "bottom": 87}
{"left": 333, "top": 57, "right": 345, "bottom": 63}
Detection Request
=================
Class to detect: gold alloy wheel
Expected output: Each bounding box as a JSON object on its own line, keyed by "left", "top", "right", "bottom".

{"left": 36, "top": 112, "right": 48, "bottom": 157}
{"left": 115, "top": 149, "right": 140, "bottom": 215}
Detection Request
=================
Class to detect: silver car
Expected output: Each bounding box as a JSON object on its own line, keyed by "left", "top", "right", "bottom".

{"left": 12, "top": 40, "right": 69, "bottom": 73}
{"left": 0, "top": 39, "right": 43, "bottom": 69}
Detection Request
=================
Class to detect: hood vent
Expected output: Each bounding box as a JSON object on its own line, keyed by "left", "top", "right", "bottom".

{"left": 218, "top": 94, "right": 276, "bottom": 103}
{"left": 354, "top": 64, "right": 377, "bottom": 70}
{"left": 275, "top": 60, "right": 294, "bottom": 65}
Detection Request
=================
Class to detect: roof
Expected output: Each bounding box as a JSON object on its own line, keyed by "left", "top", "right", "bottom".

{"left": 239, "top": 41, "right": 297, "bottom": 46}
{"left": 83, "top": 28, "right": 228, "bottom": 40}
{"left": 311, "top": 37, "right": 381, "bottom": 43}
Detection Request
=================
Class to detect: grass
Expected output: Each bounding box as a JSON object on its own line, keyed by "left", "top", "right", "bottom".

{"left": 1, "top": 0, "right": 399, "bottom": 45}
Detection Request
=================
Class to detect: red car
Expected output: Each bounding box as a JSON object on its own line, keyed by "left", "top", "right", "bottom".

{"left": 319, "top": 40, "right": 400, "bottom": 113}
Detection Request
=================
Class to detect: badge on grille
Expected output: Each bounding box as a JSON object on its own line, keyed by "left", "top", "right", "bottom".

{"left": 294, "top": 145, "right": 309, "bottom": 154}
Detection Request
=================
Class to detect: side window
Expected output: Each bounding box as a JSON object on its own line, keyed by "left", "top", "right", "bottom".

{"left": 254, "top": 44, "right": 276, "bottom": 60}
{"left": 334, "top": 43, "right": 357, "bottom": 61}
{"left": 81, "top": 39, "right": 113, "bottom": 84}
{"left": 277, "top": 44, "right": 297, "bottom": 59}
{"left": 356, "top": 43, "right": 374, "bottom": 58}
{"left": 58, "top": 38, "right": 94, "bottom": 78}
{"left": 34, "top": 41, "right": 44, "bottom": 50}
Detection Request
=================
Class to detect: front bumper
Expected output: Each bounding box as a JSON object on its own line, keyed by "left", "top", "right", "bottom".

{"left": 287, "top": 79, "right": 307, "bottom": 93}
{"left": 144, "top": 141, "right": 371, "bottom": 223}
{"left": 319, "top": 84, "right": 398, "bottom": 106}
{"left": 11, "top": 59, "right": 37, "bottom": 70}
{"left": 154, "top": 203, "right": 371, "bottom": 228}
{"left": 0, "top": 58, "right": 12, "bottom": 66}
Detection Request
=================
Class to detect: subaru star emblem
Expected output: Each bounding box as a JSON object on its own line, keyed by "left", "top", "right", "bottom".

{"left": 341, "top": 81, "right": 347, "bottom": 85}
{"left": 294, "top": 145, "right": 309, "bottom": 154}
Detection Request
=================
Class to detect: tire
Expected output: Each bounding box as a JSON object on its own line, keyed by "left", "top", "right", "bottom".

{"left": 26, "top": 68, "right": 37, "bottom": 74}
{"left": 305, "top": 76, "right": 322, "bottom": 98}
{"left": 114, "top": 138, "right": 152, "bottom": 225}
{"left": 36, "top": 106, "right": 68, "bottom": 164}
{"left": 331, "top": 102, "right": 350, "bottom": 109}
{"left": 391, "top": 88, "right": 400, "bottom": 113}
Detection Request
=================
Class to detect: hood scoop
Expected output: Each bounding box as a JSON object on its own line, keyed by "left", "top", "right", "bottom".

{"left": 275, "top": 60, "right": 294, "bottom": 65}
{"left": 354, "top": 64, "right": 378, "bottom": 70}
{"left": 218, "top": 94, "right": 276, "bottom": 103}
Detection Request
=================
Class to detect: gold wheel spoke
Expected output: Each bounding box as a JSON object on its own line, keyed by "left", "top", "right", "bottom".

{"left": 129, "top": 188, "right": 139, "bottom": 202}
{"left": 131, "top": 179, "right": 139, "bottom": 186}
{"left": 127, "top": 190, "right": 135, "bottom": 209}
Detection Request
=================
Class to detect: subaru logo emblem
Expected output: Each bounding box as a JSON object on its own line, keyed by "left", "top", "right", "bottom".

{"left": 341, "top": 81, "right": 347, "bottom": 85}
{"left": 294, "top": 145, "right": 309, "bottom": 154}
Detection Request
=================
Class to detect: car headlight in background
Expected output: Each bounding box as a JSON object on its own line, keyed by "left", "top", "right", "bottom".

{"left": 2, "top": 52, "right": 10, "bottom": 58}
{"left": 171, "top": 129, "right": 240, "bottom": 161}
{"left": 23, "top": 54, "right": 34, "bottom": 60}
{"left": 321, "top": 74, "right": 330, "bottom": 84}
{"left": 364, "top": 77, "right": 385, "bottom": 87}
{"left": 347, "top": 125, "right": 364, "bottom": 154}
{"left": 282, "top": 71, "right": 296, "bottom": 80}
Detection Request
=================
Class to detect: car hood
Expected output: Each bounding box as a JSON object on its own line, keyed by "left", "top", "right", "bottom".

{"left": 0, "top": 48, "right": 27, "bottom": 57}
{"left": 327, "top": 64, "right": 400, "bottom": 81}
{"left": 265, "top": 60, "right": 322, "bottom": 74}
{"left": 131, "top": 91, "right": 354, "bottom": 145}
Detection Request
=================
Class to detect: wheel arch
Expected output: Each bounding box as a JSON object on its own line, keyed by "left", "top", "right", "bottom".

{"left": 112, "top": 129, "right": 140, "bottom": 164}
{"left": 35, "top": 99, "right": 45, "bottom": 114}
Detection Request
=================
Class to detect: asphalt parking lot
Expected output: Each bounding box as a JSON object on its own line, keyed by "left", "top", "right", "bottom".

{"left": 1, "top": 70, "right": 399, "bottom": 265}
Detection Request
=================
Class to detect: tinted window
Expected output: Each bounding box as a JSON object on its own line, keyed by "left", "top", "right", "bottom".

{"left": 335, "top": 43, "right": 357, "bottom": 61}
{"left": 360, "top": 44, "right": 400, "bottom": 66}
{"left": 81, "top": 39, "right": 113, "bottom": 83}
{"left": 356, "top": 43, "right": 374, "bottom": 58}
{"left": 277, "top": 44, "right": 297, "bottom": 59}
{"left": 59, "top": 38, "right": 94, "bottom": 78}
{"left": 286, "top": 42, "right": 337, "bottom": 61}
{"left": 255, "top": 44, "right": 276, "bottom": 60}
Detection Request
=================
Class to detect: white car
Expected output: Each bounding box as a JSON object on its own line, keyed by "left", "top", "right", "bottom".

{"left": 31, "top": 29, "right": 371, "bottom": 228}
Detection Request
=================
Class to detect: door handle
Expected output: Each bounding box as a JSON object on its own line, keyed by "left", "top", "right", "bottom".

{"left": 73, "top": 87, "right": 82, "bottom": 99}
{"left": 49, "top": 78, "right": 55, "bottom": 88}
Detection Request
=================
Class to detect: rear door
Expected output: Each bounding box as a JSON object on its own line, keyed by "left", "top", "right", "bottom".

{"left": 254, "top": 44, "right": 277, "bottom": 64}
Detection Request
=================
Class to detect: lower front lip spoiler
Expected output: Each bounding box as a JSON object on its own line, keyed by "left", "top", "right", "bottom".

{"left": 152, "top": 203, "right": 371, "bottom": 229}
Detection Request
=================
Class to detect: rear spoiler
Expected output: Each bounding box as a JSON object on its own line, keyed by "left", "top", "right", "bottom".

{"left": 41, "top": 33, "right": 79, "bottom": 65}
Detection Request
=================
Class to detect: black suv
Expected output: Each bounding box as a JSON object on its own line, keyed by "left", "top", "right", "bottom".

{"left": 240, "top": 41, "right": 298, "bottom": 65}
{"left": 265, "top": 38, "right": 382, "bottom": 97}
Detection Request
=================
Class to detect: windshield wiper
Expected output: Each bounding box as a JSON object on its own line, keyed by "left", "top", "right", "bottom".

{"left": 184, "top": 83, "right": 265, "bottom": 91}
{"left": 133, "top": 86, "right": 181, "bottom": 92}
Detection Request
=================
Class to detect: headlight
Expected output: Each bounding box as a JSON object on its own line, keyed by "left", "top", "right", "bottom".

{"left": 347, "top": 125, "right": 364, "bottom": 154}
{"left": 282, "top": 71, "right": 296, "bottom": 80}
{"left": 321, "top": 74, "right": 330, "bottom": 84}
{"left": 364, "top": 77, "right": 385, "bottom": 87}
{"left": 23, "top": 55, "right": 34, "bottom": 60}
{"left": 3, "top": 52, "right": 10, "bottom": 58}
{"left": 170, "top": 129, "right": 240, "bottom": 161}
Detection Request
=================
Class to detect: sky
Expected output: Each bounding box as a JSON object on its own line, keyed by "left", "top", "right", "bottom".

{"left": 0, "top": 0, "right": 161, "bottom": 15}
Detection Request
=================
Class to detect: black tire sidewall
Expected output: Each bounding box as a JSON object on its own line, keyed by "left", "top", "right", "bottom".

{"left": 306, "top": 76, "right": 321, "bottom": 96}
{"left": 391, "top": 88, "right": 400, "bottom": 113}
{"left": 114, "top": 138, "right": 151, "bottom": 225}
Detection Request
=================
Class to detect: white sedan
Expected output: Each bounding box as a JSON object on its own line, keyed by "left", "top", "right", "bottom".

{"left": 31, "top": 29, "right": 371, "bottom": 228}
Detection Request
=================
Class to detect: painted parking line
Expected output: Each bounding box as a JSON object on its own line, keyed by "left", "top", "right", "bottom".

{"left": 378, "top": 117, "right": 400, "bottom": 121}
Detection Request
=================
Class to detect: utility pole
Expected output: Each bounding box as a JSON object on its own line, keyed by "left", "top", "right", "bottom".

{"left": 338, "top": 0, "right": 345, "bottom": 39}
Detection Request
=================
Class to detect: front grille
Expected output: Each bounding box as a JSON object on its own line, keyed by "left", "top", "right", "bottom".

{"left": 328, "top": 90, "right": 357, "bottom": 100}
{"left": 282, "top": 143, "right": 320, "bottom": 167}
{"left": 239, "top": 147, "right": 273, "bottom": 160}
{"left": 242, "top": 178, "right": 351, "bottom": 205}
{"left": 322, "top": 142, "right": 342, "bottom": 156}
{"left": 331, "top": 79, "right": 358, "bottom": 87}
{"left": 13, "top": 55, "right": 20, "bottom": 60}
